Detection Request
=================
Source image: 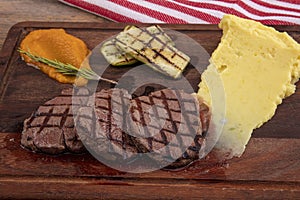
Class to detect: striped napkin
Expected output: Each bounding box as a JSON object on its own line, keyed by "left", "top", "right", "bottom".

{"left": 59, "top": 0, "right": 300, "bottom": 25}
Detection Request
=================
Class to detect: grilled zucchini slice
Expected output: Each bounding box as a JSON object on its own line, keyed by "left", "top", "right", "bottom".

{"left": 101, "top": 25, "right": 137, "bottom": 66}
{"left": 101, "top": 38, "right": 137, "bottom": 66}
{"left": 115, "top": 26, "right": 190, "bottom": 79}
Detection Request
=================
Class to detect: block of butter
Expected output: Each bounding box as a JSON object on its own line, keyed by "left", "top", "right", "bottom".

{"left": 197, "top": 15, "right": 300, "bottom": 157}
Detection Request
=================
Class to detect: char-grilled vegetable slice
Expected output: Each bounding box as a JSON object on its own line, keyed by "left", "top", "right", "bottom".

{"left": 115, "top": 26, "right": 190, "bottom": 79}
{"left": 101, "top": 38, "right": 138, "bottom": 66}
{"left": 101, "top": 25, "right": 138, "bottom": 66}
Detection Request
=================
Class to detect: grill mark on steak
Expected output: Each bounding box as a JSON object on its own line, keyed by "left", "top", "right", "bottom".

{"left": 120, "top": 89, "right": 133, "bottom": 152}
{"left": 151, "top": 90, "right": 177, "bottom": 157}
{"left": 121, "top": 90, "right": 145, "bottom": 152}
{"left": 148, "top": 94, "right": 169, "bottom": 151}
{"left": 107, "top": 92, "right": 113, "bottom": 141}
{"left": 37, "top": 108, "right": 53, "bottom": 133}
{"left": 174, "top": 89, "right": 200, "bottom": 135}
{"left": 133, "top": 98, "right": 153, "bottom": 150}
{"left": 60, "top": 107, "right": 69, "bottom": 128}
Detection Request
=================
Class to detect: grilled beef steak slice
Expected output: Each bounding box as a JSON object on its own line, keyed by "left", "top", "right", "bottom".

{"left": 22, "top": 87, "right": 210, "bottom": 169}
{"left": 21, "top": 88, "right": 89, "bottom": 154}
{"left": 128, "top": 89, "right": 209, "bottom": 168}
{"left": 76, "top": 88, "right": 144, "bottom": 160}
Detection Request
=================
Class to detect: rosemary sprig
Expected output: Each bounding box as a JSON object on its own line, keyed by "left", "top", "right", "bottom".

{"left": 18, "top": 48, "right": 117, "bottom": 84}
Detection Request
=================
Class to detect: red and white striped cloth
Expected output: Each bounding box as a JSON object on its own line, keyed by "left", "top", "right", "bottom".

{"left": 59, "top": 0, "right": 300, "bottom": 25}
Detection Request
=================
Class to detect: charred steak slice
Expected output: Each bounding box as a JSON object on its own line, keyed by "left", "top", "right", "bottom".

{"left": 21, "top": 88, "right": 89, "bottom": 154}
{"left": 128, "top": 89, "right": 210, "bottom": 168}
{"left": 76, "top": 88, "right": 142, "bottom": 158}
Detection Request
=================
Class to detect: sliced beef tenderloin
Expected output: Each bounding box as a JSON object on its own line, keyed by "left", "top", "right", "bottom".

{"left": 127, "top": 89, "right": 210, "bottom": 169}
{"left": 21, "top": 87, "right": 89, "bottom": 154}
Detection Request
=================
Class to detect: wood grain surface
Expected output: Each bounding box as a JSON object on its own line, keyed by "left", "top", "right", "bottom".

{"left": 0, "top": 22, "right": 300, "bottom": 199}
{"left": 0, "top": 133, "right": 299, "bottom": 199}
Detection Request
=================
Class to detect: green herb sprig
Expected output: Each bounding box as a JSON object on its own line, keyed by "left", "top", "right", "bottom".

{"left": 18, "top": 48, "right": 117, "bottom": 84}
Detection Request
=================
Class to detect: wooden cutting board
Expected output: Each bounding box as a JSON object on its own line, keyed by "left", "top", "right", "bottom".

{"left": 0, "top": 22, "right": 299, "bottom": 199}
